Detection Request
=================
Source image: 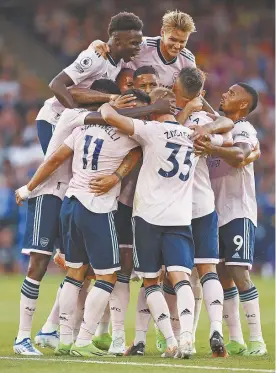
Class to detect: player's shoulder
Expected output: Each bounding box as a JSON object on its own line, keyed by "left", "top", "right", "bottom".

{"left": 179, "top": 47, "right": 196, "bottom": 64}
{"left": 233, "top": 118, "right": 256, "bottom": 136}
{"left": 143, "top": 36, "right": 160, "bottom": 48}
{"left": 73, "top": 47, "right": 106, "bottom": 72}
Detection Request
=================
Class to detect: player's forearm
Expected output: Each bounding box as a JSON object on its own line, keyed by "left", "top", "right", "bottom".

{"left": 206, "top": 116, "right": 234, "bottom": 135}
{"left": 70, "top": 88, "right": 113, "bottom": 105}
{"left": 27, "top": 160, "right": 62, "bottom": 191}
{"left": 235, "top": 148, "right": 261, "bottom": 168}
{"left": 208, "top": 145, "right": 247, "bottom": 167}
{"left": 115, "top": 147, "right": 142, "bottom": 179}
{"left": 176, "top": 106, "right": 193, "bottom": 125}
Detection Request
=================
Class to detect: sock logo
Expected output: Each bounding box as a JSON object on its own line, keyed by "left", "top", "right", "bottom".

{"left": 157, "top": 313, "right": 168, "bottom": 322}
{"left": 59, "top": 314, "right": 68, "bottom": 322}
{"left": 246, "top": 313, "right": 256, "bottom": 318}
{"left": 110, "top": 307, "right": 121, "bottom": 312}
{"left": 180, "top": 308, "right": 192, "bottom": 316}
{"left": 210, "top": 299, "right": 222, "bottom": 306}
{"left": 139, "top": 309, "right": 150, "bottom": 314}
{"left": 25, "top": 307, "right": 35, "bottom": 312}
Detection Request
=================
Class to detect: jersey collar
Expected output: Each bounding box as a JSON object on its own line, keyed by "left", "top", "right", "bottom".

{"left": 106, "top": 53, "right": 118, "bottom": 67}
{"left": 164, "top": 120, "right": 180, "bottom": 125}
{"left": 157, "top": 39, "right": 177, "bottom": 65}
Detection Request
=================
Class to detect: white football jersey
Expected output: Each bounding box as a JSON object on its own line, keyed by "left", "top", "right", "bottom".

{"left": 131, "top": 119, "right": 198, "bottom": 226}
{"left": 183, "top": 111, "right": 215, "bottom": 219}
{"left": 64, "top": 124, "right": 138, "bottom": 213}
{"left": 30, "top": 109, "right": 89, "bottom": 200}
{"left": 126, "top": 36, "right": 196, "bottom": 88}
{"left": 36, "top": 48, "right": 123, "bottom": 124}
{"left": 208, "top": 120, "right": 258, "bottom": 227}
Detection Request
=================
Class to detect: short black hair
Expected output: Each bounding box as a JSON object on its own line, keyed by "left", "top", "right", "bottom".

{"left": 108, "top": 12, "right": 143, "bottom": 37}
{"left": 133, "top": 65, "right": 159, "bottom": 80}
{"left": 122, "top": 89, "right": 151, "bottom": 104}
{"left": 178, "top": 67, "right": 205, "bottom": 98}
{"left": 116, "top": 68, "right": 134, "bottom": 83}
{"left": 237, "top": 82, "right": 259, "bottom": 113}
{"left": 90, "top": 79, "right": 121, "bottom": 95}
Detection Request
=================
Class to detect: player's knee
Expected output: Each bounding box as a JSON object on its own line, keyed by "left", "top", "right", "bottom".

{"left": 217, "top": 262, "right": 235, "bottom": 289}
{"left": 143, "top": 277, "right": 159, "bottom": 288}
{"left": 228, "top": 266, "right": 252, "bottom": 291}
{"left": 196, "top": 263, "right": 216, "bottom": 278}
{"left": 27, "top": 252, "right": 51, "bottom": 281}
{"left": 96, "top": 272, "right": 117, "bottom": 285}
{"left": 167, "top": 271, "right": 190, "bottom": 287}
{"left": 66, "top": 264, "right": 88, "bottom": 282}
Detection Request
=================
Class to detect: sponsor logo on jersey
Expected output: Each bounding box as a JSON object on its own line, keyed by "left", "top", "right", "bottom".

{"left": 80, "top": 57, "right": 93, "bottom": 69}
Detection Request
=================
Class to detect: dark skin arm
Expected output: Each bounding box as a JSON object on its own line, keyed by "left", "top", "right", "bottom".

{"left": 49, "top": 71, "right": 77, "bottom": 108}
{"left": 194, "top": 140, "right": 252, "bottom": 168}
{"left": 70, "top": 87, "right": 119, "bottom": 105}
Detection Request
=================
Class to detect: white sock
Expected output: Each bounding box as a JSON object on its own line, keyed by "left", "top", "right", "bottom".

{"left": 109, "top": 274, "right": 130, "bottom": 342}
{"left": 17, "top": 277, "right": 40, "bottom": 342}
{"left": 239, "top": 286, "right": 264, "bottom": 343}
{"left": 145, "top": 285, "right": 177, "bottom": 348}
{"left": 41, "top": 282, "right": 63, "bottom": 334}
{"left": 174, "top": 280, "right": 195, "bottom": 338}
{"left": 223, "top": 287, "right": 245, "bottom": 344}
{"left": 76, "top": 280, "right": 114, "bottom": 347}
{"left": 163, "top": 284, "right": 180, "bottom": 342}
{"left": 134, "top": 285, "right": 151, "bottom": 346}
{"left": 190, "top": 268, "right": 203, "bottom": 343}
{"left": 73, "top": 279, "right": 90, "bottom": 340}
{"left": 95, "top": 304, "right": 110, "bottom": 336}
{"left": 59, "top": 277, "right": 83, "bottom": 345}
{"left": 200, "top": 273, "right": 223, "bottom": 338}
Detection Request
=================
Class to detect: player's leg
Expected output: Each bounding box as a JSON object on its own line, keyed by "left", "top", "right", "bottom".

{"left": 217, "top": 261, "right": 246, "bottom": 355}
{"left": 223, "top": 218, "right": 267, "bottom": 356}
{"left": 36, "top": 119, "right": 55, "bottom": 155}
{"left": 163, "top": 275, "right": 180, "bottom": 346}
{"left": 107, "top": 202, "right": 133, "bottom": 353}
{"left": 71, "top": 207, "right": 120, "bottom": 356}
{"left": 14, "top": 195, "right": 61, "bottom": 355}
{"left": 163, "top": 225, "right": 195, "bottom": 359}
{"left": 129, "top": 217, "right": 178, "bottom": 358}
{"left": 190, "top": 267, "right": 202, "bottom": 352}
{"left": 193, "top": 211, "right": 226, "bottom": 357}
{"left": 73, "top": 277, "right": 91, "bottom": 340}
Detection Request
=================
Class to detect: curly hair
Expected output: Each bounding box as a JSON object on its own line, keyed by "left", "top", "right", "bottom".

{"left": 108, "top": 12, "right": 143, "bottom": 36}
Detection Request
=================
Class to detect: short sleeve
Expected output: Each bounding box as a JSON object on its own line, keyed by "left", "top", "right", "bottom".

{"left": 130, "top": 119, "right": 156, "bottom": 145}
{"left": 57, "top": 108, "right": 89, "bottom": 132}
{"left": 63, "top": 49, "right": 105, "bottom": 85}
{"left": 233, "top": 121, "right": 258, "bottom": 148}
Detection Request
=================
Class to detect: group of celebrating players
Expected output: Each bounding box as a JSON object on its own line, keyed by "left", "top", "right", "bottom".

{"left": 13, "top": 9, "right": 267, "bottom": 360}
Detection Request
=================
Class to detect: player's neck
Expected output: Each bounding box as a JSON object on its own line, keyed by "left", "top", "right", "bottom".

{"left": 156, "top": 114, "right": 176, "bottom": 122}
{"left": 159, "top": 40, "right": 175, "bottom": 62}
{"left": 107, "top": 42, "right": 121, "bottom": 64}
{"left": 225, "top": 111, "right": 247, "bottom": 122}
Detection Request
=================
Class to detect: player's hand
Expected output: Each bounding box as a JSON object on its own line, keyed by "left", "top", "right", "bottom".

{"left": 89, "top": 40, "right": 110, "bottom": 59}
{"left": 15, "top": 185, "right": 31, "bottom": 206}
{"left": 185, "top": 96, "right": 203, "bottom": 115}
{"left": 53, "top": 251, "right": 67, "bottom": 270}
{"left": 153, "top": 98, "right": 176, "bottom": 115}
{"left": 194, "top": 136, "right": 213, "bottom": 156}
{"left": 89, "top": 174, "right": 120, "bottom": 196}
{"left": 110, "top": 94, "right": 137, "bottom": 109}
{"left": 190, "top": 122, "right": 214, "bottom": 141}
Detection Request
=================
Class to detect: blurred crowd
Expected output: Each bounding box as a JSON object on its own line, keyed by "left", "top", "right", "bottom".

{"left": 0, "top": 0, "right": 274, "bottom": 273}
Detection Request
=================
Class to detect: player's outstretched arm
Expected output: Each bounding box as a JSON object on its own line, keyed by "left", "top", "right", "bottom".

{"left": 100, "top": 103, "right": 135, "bottom": 135}
{"left": 15, "top": 145, "right": 73, "bottom": 205}
{"left": 49, "top": 71, "right": 78, "bottom": 109}
{"left": 194, "top": 140, "right": 251, "bottom": 168}
{"left": 89, "top": 147, "right": 142, "bottom": 196}
{"left": 70, "top": 88, "right": 119, "bottom": 105}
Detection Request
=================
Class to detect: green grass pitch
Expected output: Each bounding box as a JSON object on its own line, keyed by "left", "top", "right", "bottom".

{"left": 0, "top": 274, "right": 275, "bottom": 373}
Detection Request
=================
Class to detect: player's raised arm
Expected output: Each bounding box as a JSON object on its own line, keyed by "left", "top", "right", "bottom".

{"left": 15, "top": 145, "right": 73, "bottom": 205}
{"left": 49, "top": 71, "right": 77, "bottom": 109}
{"left": 100, "top": 103, "right": 135, "bottom": 135}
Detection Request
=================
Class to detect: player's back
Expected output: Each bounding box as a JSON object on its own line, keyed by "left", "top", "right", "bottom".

{"left": 65, "top": 124, "right": 138, "bottom": 213}
{"left": 131, "top": 119, "right": 198, "bottom": 226}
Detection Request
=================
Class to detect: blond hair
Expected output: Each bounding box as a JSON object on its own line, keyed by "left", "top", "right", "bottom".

{"left": 162, "top": 10, "right": 196, "bottom": 33}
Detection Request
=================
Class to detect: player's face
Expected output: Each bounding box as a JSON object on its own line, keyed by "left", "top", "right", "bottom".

{"left": 117, "top": 30, "right": 143, "bottom": 62}
{"left": 219, "top": 85, "right": 249, "bottom": 113}
{"left": 161, "top": 28, "right": 190, "bottom": 58}
{"left": 172, "top": 78, "right": 188, "bottom": 107}
{"left": 134, "top": 74, "right": 159, "bottom": 94}
{"left": 117, "top": 71, "right": 134, "bottom": 93}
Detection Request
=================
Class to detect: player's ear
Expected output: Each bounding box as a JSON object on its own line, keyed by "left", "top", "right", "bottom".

{"left": 161, "top": 28, "right": 165, "bottom": 39}
{"left": 240, "top": 100, "right": 248, "bottom": 110}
